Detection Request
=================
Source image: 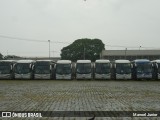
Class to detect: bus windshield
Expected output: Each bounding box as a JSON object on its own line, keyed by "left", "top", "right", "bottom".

{"left": 14, "top": 63, "right": 30, "bottom": 74}
{"left": 136, "top": 62, "right": 152, "bottom": 73}
{"left": 56, "top": 64, "right": 71, "bottom": 75}
{"left": 95, "top": 63, "right": 110, "bottom": 74}
{"left": 34, "top": 62, "right": 51, "bottom": 74}
{"left": 116, "top": 63, "right": 131, "bottom": 74}
{"left": 76, "top": 63, "right": 91, "bottom": 74}
{"left": 0, "top": 62, "right": 11, "bottom": 74}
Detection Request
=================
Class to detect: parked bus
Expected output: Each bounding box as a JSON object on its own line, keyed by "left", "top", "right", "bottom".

{"left": 132, "top": 59, "right": 153, "bottom": 80}
{"left": 76, "top": 60, "right": 93, "bottom": 80}
{"left": 0, "top": 60, "right": 15, "bottom": 79}
{"left": 55, "top": 60, "right": 73, "bottom": 80}
{"left": 94, "top": 60, "right": 111, "bottom": 79}
{"left": 113, "top": 60, "right": 132, "bottom": 80}
{"left": 151, "top": 60, "right": 160, "bottom": 80}
{"left": 33, "top": 60, "right": 55, "bottom": 79}
{"left": 14, "top": 60, "right": 35, "bottom": 79}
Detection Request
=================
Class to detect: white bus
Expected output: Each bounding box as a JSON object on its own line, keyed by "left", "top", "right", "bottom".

{"left": 33, "top": 60, "right": 55, "bottom": 80}
{"left": 94, "top": 60, "right": 111, "bottom": 79}
{"left": 152, "top": 60, "right": 160, "bottom": 80}
{"left": 0, "top": 60, "right": 15, "bottom": 79}
{"left": 55, "top": 60, "right": 73, "bottom": 80}
{"left": 76, "top": 60, "right": 93, "bottom": 80}
{"left": 113, "top": 60, "right": 132, "bottom": 80}
{"left": 14, "top": 60, "right": 35, "bottom": 79}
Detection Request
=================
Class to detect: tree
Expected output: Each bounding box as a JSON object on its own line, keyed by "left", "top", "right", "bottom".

{"left": 0, "top": 53, "right": 3, "bottom": 60}
{"left": 3, "top": 55, "right": 21, "bottom": 60}
{"left": 61, "top": 38, "right": 105, "bottom": 62}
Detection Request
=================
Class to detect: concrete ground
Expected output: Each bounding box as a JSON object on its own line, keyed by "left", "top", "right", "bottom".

{"left": 0, "top": 80, "right": 160, "bottom": 120}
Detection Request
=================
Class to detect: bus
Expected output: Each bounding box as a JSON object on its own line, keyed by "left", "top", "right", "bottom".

{"left": 55, "top": 60, "right": 73, "bottom": 80}
{"left": 14, "top": 60, "right": 35, "bottom": 79}
{"left": 33, "top": 60, "right": 55, "bottom": 80}
{"left": 94, "top": 60, "right": 111, "bottom": 79}
{"left": 113, "top": 60, "right": 132, "bottom": 80}
{"left": 0, "top": 60, "right": 15, "bottom": 79}
{"left": 75, "top": 60, "right": 93, "bottom": 80}
{"left": 132, "top": 59, "right": 153, "bottom": 80}
{"left": 151, "top": 60, "right": 160, "bottom": 80}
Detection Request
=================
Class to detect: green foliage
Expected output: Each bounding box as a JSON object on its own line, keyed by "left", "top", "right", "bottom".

{"left": 0, "top": 53, "right": 3, "bottom": 60}
{"left": 4, "top": 55, "right": 21, "bottom": 60}
{"left": 61, "top": 38, "right": 105, "bottom": 62}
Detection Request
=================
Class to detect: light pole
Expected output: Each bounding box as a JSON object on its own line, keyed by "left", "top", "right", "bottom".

{"left": 48, "top": 40, "right": 50, "bottom": 58}
{"left": 83, "top": 44, "right": 85, "bottom": 60}
{"left": 125, "top": 48, "right": 127, "bottom": 59}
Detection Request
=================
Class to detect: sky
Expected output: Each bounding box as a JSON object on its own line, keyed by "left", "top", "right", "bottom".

{"left": 0, "top": 0, "right": 160, "bottom": 57}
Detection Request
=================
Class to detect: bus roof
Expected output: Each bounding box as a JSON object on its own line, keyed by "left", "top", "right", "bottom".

{"left": 152, "top": 60, "right": 160, "bottom": 63}
{"left": 16, "top": 60, "right": 35, "bottom": 63}
{"left": 95, "top": 59, "right": 110, "bottom": 63}
{"left": 57, "top": 60, "right": 71, "bottom": 64}
{"left": 77, "top": 60, "right": 91, "bottom": 63}
{"left": 36, "top": 60, "right": 55, "bottom": 62}
{"left": 115, "top": 60, "right": 130, "bottom": 63}
{"left": 0, "top": 60, "right": 16, "bottom": 63}
{"left": 133, "top": 59, "right": 150, "bottom": 63}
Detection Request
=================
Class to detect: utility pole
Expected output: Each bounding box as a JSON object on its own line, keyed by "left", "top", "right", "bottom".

{"left": 48, "top": 40, "right": 50, "bottom": 58}
{"left": 83, "top": 44, "right": 85, "bottom": 60}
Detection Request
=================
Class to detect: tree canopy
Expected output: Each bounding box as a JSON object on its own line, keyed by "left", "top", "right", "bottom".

{"left": 0, "top": 53, "right": 3, "bottom": 60}
{"left": 61, "top": 38, "right": 105, "bottom": 62}
{"left": 3, "top": 55, "right": 21, "bottom": 60}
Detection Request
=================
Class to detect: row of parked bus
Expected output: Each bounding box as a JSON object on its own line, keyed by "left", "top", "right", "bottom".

{"left": 0, "top": 59, "right": 160, "bottom": 80}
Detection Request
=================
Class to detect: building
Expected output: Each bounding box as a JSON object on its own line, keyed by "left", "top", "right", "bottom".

{"left": 101, "top": 50, "right": 160, "bottom": 61}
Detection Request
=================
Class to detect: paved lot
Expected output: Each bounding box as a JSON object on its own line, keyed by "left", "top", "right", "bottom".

{"left": 0, "top": 80, "right": 160, "bottom": 120}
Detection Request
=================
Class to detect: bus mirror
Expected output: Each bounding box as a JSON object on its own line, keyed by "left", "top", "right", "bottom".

{"left": 135, "top": 64, "right": 137, "bottom": 67}
{"left": 54, "top": 64, "right": 56, "bottom": 69}
{"left": 11, "top": 65, "right": 13, "bottom": 70}
{"left": 110, "top": 64, "right": 112, "bottom": 68}
{"left": 156, "top": 63, "right": 158, "bottom": 68}
{"left": 50, "top": 65, "right": 52, "bottom": 70}
{"left": 13, "top": 64, "right": 15, "bottom": 68}
{"left": 32, "top": 65, "right": 34, "bottom": 70}
{"left": 29, "top": 64, "right": 32, "bottom": 69}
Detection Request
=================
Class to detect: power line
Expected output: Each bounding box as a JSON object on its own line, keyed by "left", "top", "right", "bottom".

{"left": 105, "top": 44, "right": 138, "bottom": 48}
{"left": 0, "top": 35, "right": 70, "bottom": 44}
{"left": 1, "top": 34, "right": 159, "bottom": 49}
{"left": 105, "top": 44, "right": 160, "bottom": 49}
{"left": 0, "top": 35, "right": 47, "bottom": 43}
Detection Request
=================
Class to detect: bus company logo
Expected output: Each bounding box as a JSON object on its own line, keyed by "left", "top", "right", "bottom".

{"left": 2, "top": 112, "right": 11, "bottom": 117}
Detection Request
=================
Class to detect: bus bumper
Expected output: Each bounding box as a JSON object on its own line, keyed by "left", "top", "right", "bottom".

{"left": 0, "top": 74, "right": 12, "bottom": 79}
{"left": 158, "top": 74, "right": 160, "bottom": 79}
{"left": 137, "top": 74, "right": 152, "bottom": 79}
{"left": 76, "top": 74, "right": 92, "bottom": 80}
{"left": 34, "top": 74, "right": 51, "bottom": 79}
{"left": 15, "top": 73, "right": 32, "bottom": 79}
{"left": 95, "top": 73, "right": 111, "bottom": 79}
{"left": 56, "top": 74, "right": 71, "bottom": 80}
{"left": 116, "top": 74, "right": 132, "bottom": 80}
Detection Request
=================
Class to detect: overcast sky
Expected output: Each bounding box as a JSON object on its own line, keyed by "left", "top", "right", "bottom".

{"left": 0, "top": 0, "right": 160, "bottom": 57}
